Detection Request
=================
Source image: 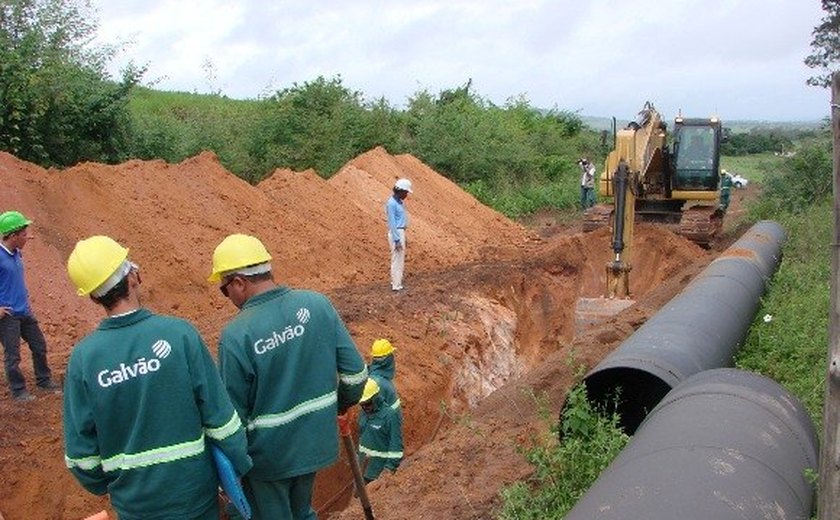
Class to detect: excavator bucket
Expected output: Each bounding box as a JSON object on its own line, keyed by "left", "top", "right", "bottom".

{"left": 575, "top": 259, "right": 634, "bottom": 336}
{"left": 574, "top": 297, "right": 635, "bottom": 337}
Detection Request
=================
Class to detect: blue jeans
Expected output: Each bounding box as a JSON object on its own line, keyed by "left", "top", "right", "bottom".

{"left": 0, "top": 314, "right": 51, "bottom": 394}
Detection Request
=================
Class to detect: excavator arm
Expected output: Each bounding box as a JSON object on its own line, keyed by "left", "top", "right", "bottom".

{"left": 601, "top": 102, "right": 667, "bottom": 298}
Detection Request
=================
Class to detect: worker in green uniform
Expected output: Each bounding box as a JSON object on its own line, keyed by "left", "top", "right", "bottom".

{"left": 210, "top": 233, "right": 367, "bottom": 520}
{"left": 63, "top": 235, "right": 252, "bottom": 520}
{"left": 720, "top": 169, "right": 733, "bottom": 212}
{"left": 368, "top": 338, "right": 402, "bottom": 419}
{"left": 357, "top": 378, "right": 404, "bottom": 483}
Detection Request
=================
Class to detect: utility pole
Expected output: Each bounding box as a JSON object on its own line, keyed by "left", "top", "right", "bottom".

{"left": 819, "top": 71, "right": 840, "bottom": 520}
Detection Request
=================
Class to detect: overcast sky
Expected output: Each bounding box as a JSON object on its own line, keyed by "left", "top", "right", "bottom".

{"left": 92, "top": 0, "right": 828, "bottom": 122}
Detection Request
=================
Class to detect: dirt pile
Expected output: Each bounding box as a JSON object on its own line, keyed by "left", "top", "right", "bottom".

{"left": 0, "top": 147, "right": 718, "bottom": 519}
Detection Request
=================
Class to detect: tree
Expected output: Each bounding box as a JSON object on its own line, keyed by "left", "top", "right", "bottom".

{"left": 0, "top": 0, "right": 142, "bottom": 166}
{"left": 806, "top": 0, "right": 840, "bottom": 87}
{"left": 248, "top": 75, "right": 402, "bottom": 179}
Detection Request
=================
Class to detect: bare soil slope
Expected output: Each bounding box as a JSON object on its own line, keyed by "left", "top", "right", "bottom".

{"left": 0, "top": 148, "right": 752, "bottom": 519}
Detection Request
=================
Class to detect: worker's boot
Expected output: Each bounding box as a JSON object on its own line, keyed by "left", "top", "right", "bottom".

{"left": 37, "top": 379, "right": 62, "bottom": 393}
{"left": 12, "top": 389, "right": 35, "bottom": 402}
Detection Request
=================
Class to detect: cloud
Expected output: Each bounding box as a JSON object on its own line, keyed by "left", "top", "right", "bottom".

{"left": 93, "top": 0, "right": 828, "bottom": 121}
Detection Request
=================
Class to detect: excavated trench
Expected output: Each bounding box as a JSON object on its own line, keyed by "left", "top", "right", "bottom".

{"left": 320, "top": 224, "right": 708, "bottom": 517}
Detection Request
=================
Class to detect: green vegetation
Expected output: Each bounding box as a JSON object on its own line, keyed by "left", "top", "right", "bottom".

{"left": 126, "top": 77, "right": 598, "bottom": 216}
{"left": 805, "top": 0, "right": 840, "bottom": 87}
{"left": 126, "top": 88, "right": 262, "bottom": 179}
{"left": 497, "top": 386, "right": 629, "bottom": 520}
{"left": 0, "top": 0, "right": 142, "bottom": 167}
{"left": 736, "top": 199, "right": 830, "bottom": 426}
{"left": 721, "top": 124, "right": 829, "bottom": 157}
{"left": 721, "top": 128, "right": 795, "bottom": 156}
{"left": 736, "top": 130, "right": 833, "bottom": 427}
{"left": 0, "top": 3, "right": 598, "bottom": 215}
{"left": 245, "top": 76, "right": 404, "bottom": 182}
{"left": 720, "top": 152, "right": 780, "bottom": 183}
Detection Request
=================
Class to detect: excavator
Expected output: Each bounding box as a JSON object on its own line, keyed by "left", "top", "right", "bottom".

{"left": 574, "top": 102, "right": 724, "bottom": 332}
{"left": 583, "top": 101, "right": 724, "bottom": 247}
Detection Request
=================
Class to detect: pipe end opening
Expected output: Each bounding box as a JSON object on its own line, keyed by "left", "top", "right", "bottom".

{"left": 579, "top": 368, "right": 673, "bottom": 434}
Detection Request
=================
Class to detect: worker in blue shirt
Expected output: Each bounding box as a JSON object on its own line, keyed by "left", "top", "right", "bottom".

{"left": 0, "top": 211, "right": 60, "bottom": 402}
{"left": 385, "top": 178, "right": 412, "bottom": 292}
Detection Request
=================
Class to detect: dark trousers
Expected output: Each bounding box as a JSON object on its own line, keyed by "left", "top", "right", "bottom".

{"left": 580, "top": 186, "right": 595, "bottom": 210}
{"left": 0, "top": 315, "right": 51, "bottom": 394}
{"left": 229, "top": 472, "right": 317, "bottom": 520}
{"left": 720, "top": 188, "right": 731, "bottom": 211}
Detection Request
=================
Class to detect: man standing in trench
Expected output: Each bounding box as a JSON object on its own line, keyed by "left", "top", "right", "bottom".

{"left": 0, "top": 210, "right": 60, "bottom": 402}
{"left": 210, "top": 233, "right": 367, "bottom": 520}
{"left": 368, "top": 338, "right": 402, "bottom": 420}
{"left": 357, "top": 378, "right": 404, "bottom": 483}
{"left": 63, "top": 235, "right": 252, "bottom": 520}
{"left": 386, "top": 178, "right": 412, "bottom": 292}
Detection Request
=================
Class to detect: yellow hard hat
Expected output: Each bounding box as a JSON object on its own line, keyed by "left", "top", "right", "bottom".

{"left": 67, "top": 236, "right": 129, "bottom": 296}
{"left": 371, "top": 339, "right": 395, "bottom": 357}
{"left": 360, "top": 378, "right": 380, "bottom": 403}
{"left": 208, "top": 234, "right": 272, "bottom": 283}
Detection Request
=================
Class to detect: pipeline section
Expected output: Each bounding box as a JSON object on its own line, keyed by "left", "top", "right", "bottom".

{"left": 564, "top": 368, "right": 818, "bottom": 520}
{"left": 582, "top": 220, "right": 786, "bottom": 432}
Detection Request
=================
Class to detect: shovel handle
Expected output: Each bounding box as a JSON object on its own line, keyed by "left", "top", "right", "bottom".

{"left": 341, "top": 433, "right": 375, "bottom": 520}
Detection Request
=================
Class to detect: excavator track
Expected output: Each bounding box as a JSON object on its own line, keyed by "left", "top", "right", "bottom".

{"left": 582, "top": 204, "right": 614, "bottom": 232}
{"left": 583, "top": 203, "right": 722, "bottom": 247}
{"left": 678, "top": 206, "right": 723, "bottom": 247}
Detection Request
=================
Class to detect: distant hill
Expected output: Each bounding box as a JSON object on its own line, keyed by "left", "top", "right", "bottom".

{"left": 580, "top": 115, "right": 824, "bottom": 133}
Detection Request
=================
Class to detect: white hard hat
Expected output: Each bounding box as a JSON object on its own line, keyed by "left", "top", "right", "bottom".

{"left": 394, "top": 178, "right": 413, "bottom": 193}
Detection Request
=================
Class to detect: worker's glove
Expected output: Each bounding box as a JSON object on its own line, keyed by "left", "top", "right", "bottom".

{"left": 337, "top": 412, "right": 351, "bottom": 436}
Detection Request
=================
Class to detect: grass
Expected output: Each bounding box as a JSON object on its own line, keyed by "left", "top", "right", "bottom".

{"left": 735, "top": 198, "right": 831, "bottom": 429}
{"left": 721, "top": 152, "right": 783, "bottom": 184}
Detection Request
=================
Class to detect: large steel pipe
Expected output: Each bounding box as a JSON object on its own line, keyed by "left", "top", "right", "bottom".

{"left": 565, "top": 368, "right": 818, "bottom": 520}
{"left": 582, "top": 220, "right": 785, "bottom": 432}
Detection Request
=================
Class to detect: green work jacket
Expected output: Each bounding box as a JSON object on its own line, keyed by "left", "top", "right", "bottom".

{"left": 358, "top": 393, "right": 404, "bottom": 481}
{"left": 218, "top": 286, "right": 367, "bottom": 481}
{"left": 63, "top": 308, "right": 251, "bottom": 520}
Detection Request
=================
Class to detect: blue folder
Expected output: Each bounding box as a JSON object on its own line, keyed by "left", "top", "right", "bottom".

{"left": 211, "top": 444, "right": 252, "bottom": 519}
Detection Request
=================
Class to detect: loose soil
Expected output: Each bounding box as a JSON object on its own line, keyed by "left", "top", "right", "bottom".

{"left": 0, "top": 148, "right": 757, "bottom": 519}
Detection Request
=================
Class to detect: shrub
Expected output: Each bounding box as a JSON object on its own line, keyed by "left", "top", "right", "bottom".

{"left": 497, "top": 385, "right": 629, "bottom": 519}
{"left": 0, "top": 0, "right": 141, "bottom": 166}
{"left": 749, "top": 136, "right": 831, "bottom": 217}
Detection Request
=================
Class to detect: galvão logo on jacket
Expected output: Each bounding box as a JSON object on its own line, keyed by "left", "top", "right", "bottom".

{"left": 97, "top": 339, "right": 172, "bottom": 388}
{"left": 253, "top": 307, "right": 310, "bottom": 355}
